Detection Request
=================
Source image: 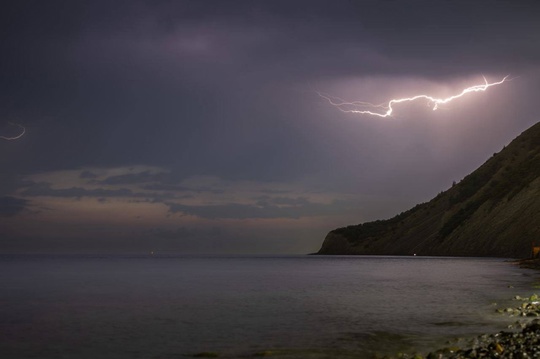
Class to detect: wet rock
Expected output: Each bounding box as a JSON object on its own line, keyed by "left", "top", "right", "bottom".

{"left": 420, "top": 320, "right": 540, "bottom": 359}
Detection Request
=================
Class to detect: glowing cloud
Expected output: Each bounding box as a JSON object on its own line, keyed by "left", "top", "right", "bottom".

{"left": 319, "top": 75, "right": 510, "bottom": 118}
{"left": 1, "top": 122, "right": 26, "bottom": 140}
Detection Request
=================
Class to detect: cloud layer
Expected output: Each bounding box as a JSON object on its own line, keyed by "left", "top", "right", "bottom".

{"left": 1, "top": 1, "right": 540, "bottom": 253}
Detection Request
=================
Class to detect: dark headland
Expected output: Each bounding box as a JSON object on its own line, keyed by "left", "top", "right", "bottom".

{"left": 315, "top": 123, "right": 540, "bottom": 358}
{"left": 317, "top": 121, "right": 540, "bottom": 257}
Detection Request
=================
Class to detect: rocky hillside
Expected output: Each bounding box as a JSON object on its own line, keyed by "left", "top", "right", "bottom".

{"left": 318, "top": 122, "right": 540, "bottom": 258}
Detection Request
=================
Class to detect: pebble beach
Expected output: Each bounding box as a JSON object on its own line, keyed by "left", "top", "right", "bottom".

{"left": 395, "top": 259, "right": 540, "bottom": 359}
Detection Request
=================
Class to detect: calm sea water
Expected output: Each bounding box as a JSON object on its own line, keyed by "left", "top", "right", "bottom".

{"left": 0, "top": 254, "right": 538, "bottom": 359}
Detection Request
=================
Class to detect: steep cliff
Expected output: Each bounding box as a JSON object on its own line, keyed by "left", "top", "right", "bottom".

{"left": 318, "top": 122, "right": 540, "bottom": 258}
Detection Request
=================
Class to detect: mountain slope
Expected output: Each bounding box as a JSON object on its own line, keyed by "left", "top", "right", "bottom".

{"left": 318, "top": 122, "right": 540, "bottom": 258}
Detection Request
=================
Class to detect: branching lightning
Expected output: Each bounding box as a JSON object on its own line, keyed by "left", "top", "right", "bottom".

{"left": 0, "top": 122, "right": 26, "bottom": 140}
{"left": 319, "top": 75, "right": 510, "bottom": 118}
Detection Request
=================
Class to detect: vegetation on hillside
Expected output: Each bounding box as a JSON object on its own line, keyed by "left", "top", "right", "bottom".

{"left": 319, "top": 121, "right": 540, "bottom": 258}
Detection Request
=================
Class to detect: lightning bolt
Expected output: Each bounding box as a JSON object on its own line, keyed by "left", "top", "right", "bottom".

{"left": 0, "top": 122, "right": 26, "bottom": 140}
{"left": 319, "top": 75, "right": 510, "bottom": 118}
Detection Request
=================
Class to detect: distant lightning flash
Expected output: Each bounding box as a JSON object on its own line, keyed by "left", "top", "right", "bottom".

{"left": 0, "top": 122, "right": 26, "bottom": 140}
{"left": 319, "top": 75, "right": 510, "bottom": 118}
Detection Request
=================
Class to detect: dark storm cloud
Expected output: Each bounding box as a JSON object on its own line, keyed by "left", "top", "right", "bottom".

{"left": 61, "top": 1, "right": 540, "bottom": 83}
{"left": 145, "top": 0, "right": 540, "bottom": 79}
{"left": 254, "top": 196, "right": 311, "bottom": 207}
{"left": 17, "top": 178, "right": 202, "bottom": 202}
{"left": 2, "top": 0, "right": 539, "bottom": 179}
{"left": 98, "top": 171, "right": 166, "bottom": 185}
{"left": 166, "top": 199, "right": 355, "bottom": 220}
{"left": 20, "top": 182, "right": 136, "bottom": 199}
{"left": 142, "top": 183, "right": 225, "bottom": 194}
{"left": 96, "top": 171, "right": 225, "bottom": 194}
{"left": 79, "top": 170, "right": 98, "bottom": 179}
{"left": 0, "top": 196, "right": 29, "bottom": 217}
{"left": 2, "top": 0, "right": 540, "bottom": 253}
{"left": 3, "top": 0, "right": 538, "bottom": 93}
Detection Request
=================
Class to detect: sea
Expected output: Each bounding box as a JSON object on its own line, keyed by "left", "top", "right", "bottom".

{"left": 1, "top": 254, "right": 539, "bottom": 359}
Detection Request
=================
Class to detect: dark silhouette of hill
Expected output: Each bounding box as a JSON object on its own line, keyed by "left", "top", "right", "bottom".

{"left": 318, "top": 122, "right": 540, "bottom": 258}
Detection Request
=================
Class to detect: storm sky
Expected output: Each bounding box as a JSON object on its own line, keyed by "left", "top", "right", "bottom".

{"left": 1, "top": 0, "right": 540, "bottom": 254}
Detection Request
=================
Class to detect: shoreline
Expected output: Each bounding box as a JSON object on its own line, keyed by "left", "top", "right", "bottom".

{"left": 512, "top": 258, "right": 540, "bottom": 270}
{"left": 188, "top": 257, "right": 540, "bottom": 359}
{"left": 403, "top": 258, "right": 540, "bottom": 359}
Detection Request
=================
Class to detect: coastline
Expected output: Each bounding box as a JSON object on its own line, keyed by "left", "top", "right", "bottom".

{"left": 513, "top": 258, "right": 540, "bottom": 270}
{"left": 188, "top": 257, "right": 540, "bottom": 359}
{"left": 406, "top": 258, "right": 540, "bottom": 359}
